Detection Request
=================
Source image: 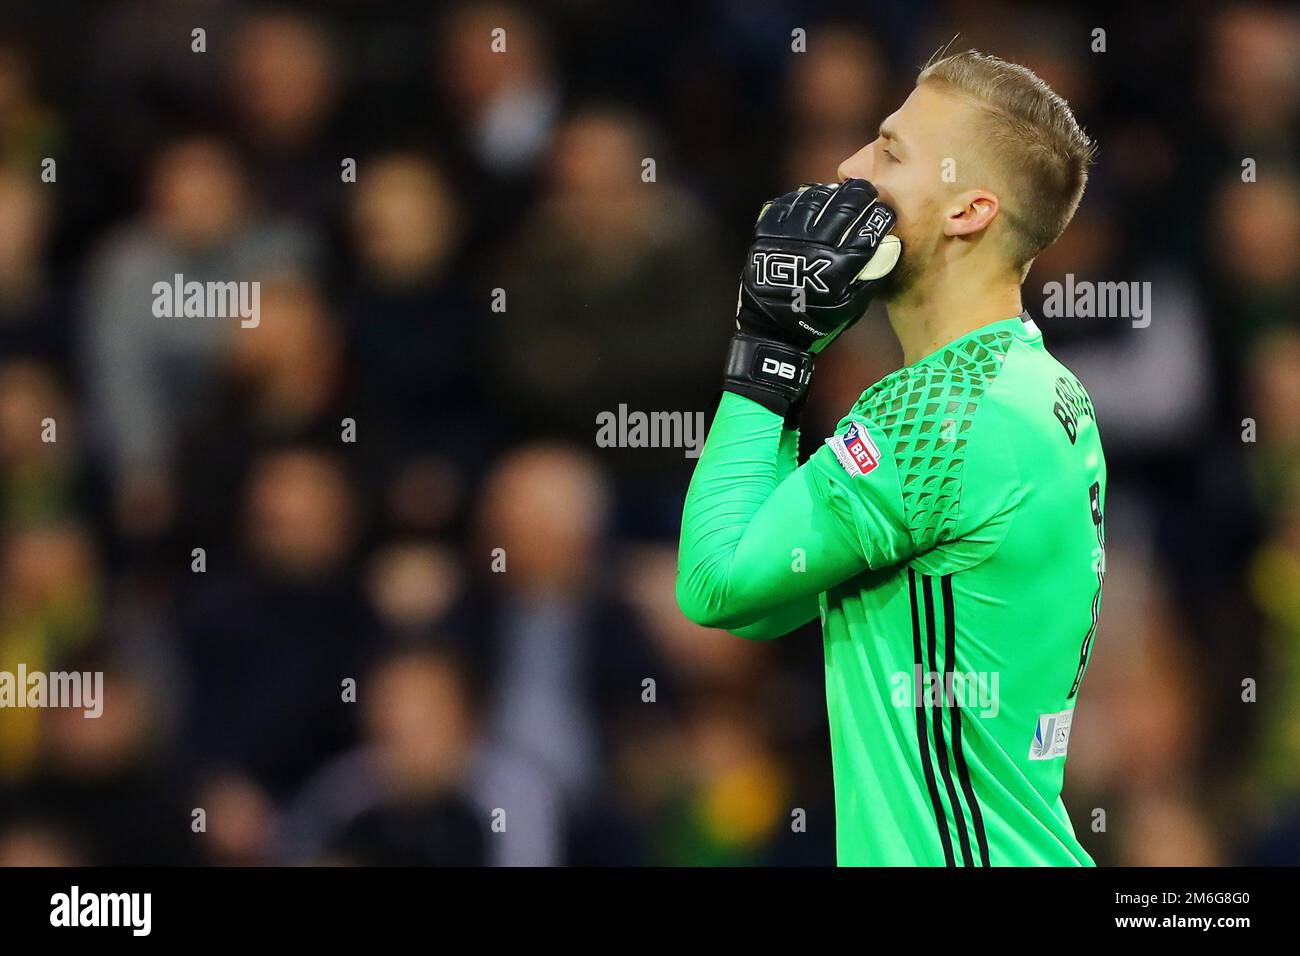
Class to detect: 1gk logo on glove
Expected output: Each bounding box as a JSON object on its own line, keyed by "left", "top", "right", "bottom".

{"left": 751, "top": 252, "right": 832, "bottom": 293}
{"left": 725, "top": 180, "right": 899, "bottom": 416}
{"left": 857, "top": 205, "right": 893, "bottom": 243}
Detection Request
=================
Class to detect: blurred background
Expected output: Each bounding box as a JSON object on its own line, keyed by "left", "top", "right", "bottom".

{"left": 0, "top": 0, "right": 1297, "bottom": 866}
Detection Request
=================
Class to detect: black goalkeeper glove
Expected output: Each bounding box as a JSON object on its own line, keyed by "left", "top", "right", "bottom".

{"left": 723, "top": 179, "right": 902, "bottom": 422}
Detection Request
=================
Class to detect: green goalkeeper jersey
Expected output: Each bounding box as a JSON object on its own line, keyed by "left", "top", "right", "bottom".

{"left": 677, "top": 314, "right": 1104, "bottom": 866}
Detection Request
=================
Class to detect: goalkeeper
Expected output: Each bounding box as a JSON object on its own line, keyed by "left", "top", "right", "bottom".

{"left": 677, "top": 51, "right": 1104, "bottom": 866}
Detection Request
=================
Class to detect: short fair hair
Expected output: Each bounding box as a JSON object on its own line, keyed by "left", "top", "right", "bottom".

{"left": 918, "top": 49, "right": 1096, "bottom": 269}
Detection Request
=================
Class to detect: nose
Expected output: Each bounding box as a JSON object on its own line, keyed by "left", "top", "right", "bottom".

{"left": 837, "top": 162, "right": 872, "bottom": 186}
{"left": 837, "top": 147, "right": 873, "bottom": 184}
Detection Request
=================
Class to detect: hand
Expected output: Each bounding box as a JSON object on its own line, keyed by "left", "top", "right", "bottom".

{"left": 737, "top": 179, "right": 902, "bottom": 354}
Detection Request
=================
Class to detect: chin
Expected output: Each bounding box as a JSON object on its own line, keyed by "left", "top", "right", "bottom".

{"left": 878, "top": 256, "right": 920, "bottom": 301}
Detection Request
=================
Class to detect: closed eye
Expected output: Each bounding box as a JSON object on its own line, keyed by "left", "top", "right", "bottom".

{"left": 883, "top": 147, "right": 900, "bottom": 163}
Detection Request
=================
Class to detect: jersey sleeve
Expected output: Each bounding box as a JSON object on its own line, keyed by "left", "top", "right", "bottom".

{"left": 803, "top": 415, "right": 915, "bottom": 569}
{"left": 677, "top": 331, "right": 1025, "bottom": 631}
{"left": 676, "top": 393, "right": 876, "bottom": 631}
{"left": 724, "top": 422, "right": 824, "bottom": 640}
{"left": 814, "top": 337, "right": 1024, "bottom": 576}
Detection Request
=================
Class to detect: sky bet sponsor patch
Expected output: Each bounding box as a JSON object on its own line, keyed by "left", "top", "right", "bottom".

{"left": 826, "top": 421, "right": 882, "bottom": 477}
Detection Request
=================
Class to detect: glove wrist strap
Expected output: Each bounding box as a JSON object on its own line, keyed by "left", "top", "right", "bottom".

{"left": 722, "top": 332, "right": 814, "bottom": 418}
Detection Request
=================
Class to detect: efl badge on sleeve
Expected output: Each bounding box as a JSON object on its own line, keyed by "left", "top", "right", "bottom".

{"left": 826, "top": 421, "right": 881, "bottom": 477}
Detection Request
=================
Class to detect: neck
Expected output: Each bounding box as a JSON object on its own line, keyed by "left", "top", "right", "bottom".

{"left": 886, "top": 266, "right": 1024, "bottom": 366}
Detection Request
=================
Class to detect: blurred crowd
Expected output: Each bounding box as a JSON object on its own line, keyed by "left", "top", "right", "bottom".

{"left": 0, "top": 0, "right": 1297, "bottom": 866}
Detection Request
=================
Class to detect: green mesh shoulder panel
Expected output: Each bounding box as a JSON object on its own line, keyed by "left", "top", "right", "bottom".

{"left": 852, "top": 329, "right": 1015, "bottom": 549}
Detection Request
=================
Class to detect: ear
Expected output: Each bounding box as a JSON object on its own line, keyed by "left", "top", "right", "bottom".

{"left": 943, "top": 190, "right": 999, "bottom": 238}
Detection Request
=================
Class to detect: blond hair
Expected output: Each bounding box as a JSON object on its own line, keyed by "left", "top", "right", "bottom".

{"left": 918, "top": 49, "right": 1096, "bottom": 269}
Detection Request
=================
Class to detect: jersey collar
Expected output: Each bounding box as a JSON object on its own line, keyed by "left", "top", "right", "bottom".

{"left": 909, "top": 311, "right": 1040, "bottom": 367}
{"left": 982, "top": 311, "right": 1040, "bottom": 342}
